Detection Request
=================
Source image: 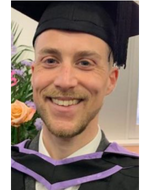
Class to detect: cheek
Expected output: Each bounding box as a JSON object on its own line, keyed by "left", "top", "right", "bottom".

{"left": 81, "top": 74, "right": 109, "bottom": 100}
{"left": 32, "top": 69, "right": 55, "bottom": 91}
{"left": 32, "top": 72, "right": 52, "bottom": 106}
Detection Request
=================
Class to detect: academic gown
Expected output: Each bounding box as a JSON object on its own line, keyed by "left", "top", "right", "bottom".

{"left": 11, "top": 131, "right": 139, "bottom": 190}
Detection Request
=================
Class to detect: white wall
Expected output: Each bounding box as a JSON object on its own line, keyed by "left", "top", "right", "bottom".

{"left": 100, "top": 36, "right": 139, "bottom": 145}
{"left": 11, "top": 8, "right": 37, "bottom": 60}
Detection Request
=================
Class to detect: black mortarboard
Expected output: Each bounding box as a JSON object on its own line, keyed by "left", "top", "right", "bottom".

{"left": 11, "top": 1, "right": 139, "bottom": 68}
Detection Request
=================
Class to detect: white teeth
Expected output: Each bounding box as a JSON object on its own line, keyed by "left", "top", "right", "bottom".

{"left": 51, "top": 99, "right": 80, "bottom": 106}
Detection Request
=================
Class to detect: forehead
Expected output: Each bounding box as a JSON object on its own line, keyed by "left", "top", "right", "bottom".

{"left": 35, "top": 29, "right": 110, "bottom": 55}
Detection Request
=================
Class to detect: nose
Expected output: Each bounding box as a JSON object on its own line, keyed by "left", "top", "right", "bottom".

{"left": 53, "top": 65, "right": 78, "bottom": 91}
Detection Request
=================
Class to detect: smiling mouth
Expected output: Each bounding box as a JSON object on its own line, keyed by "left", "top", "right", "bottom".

{"left": 48, "top": 98, "right": 82, "bottom": 107}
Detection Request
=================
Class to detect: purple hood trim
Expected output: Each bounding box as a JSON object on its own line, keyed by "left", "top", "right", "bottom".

{"left": 12, "top": 157, "right": 122, "bottom": 190}
{"left": 13, "top": 140, "right": 138, "bottom": 166}
{"left": 11, "top": 158, "right": 51, "bottom": 190}
{"left": 12, "top": 140, "right": 138, "bottom": 190}
{"left": 105, "top": 142, "right": 139, "bottom": 157}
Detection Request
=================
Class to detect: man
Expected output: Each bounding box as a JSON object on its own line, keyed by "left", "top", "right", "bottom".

{"left": 11, "top": 1, "right": 139, "bottom": 190}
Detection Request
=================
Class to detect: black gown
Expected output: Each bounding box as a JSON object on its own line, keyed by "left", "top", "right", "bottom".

{"left": 11, "top": 131, "right": 139, "bottom": 190}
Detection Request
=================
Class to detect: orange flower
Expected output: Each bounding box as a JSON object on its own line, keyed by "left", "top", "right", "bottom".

{"left": 11, "top": 100, "right": 36, "bottom": 127}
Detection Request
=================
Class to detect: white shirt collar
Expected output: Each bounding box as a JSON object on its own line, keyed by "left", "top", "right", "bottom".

{"left": 39, "top": 125, "right": 101, "bottom": 158}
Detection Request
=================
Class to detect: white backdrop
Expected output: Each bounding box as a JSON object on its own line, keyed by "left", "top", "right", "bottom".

{"left": 11, "top": 8, "right": 37, "bottom": 60}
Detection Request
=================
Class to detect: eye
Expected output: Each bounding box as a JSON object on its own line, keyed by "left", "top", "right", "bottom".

{"left": 79, "top": 60, "right": 91, "bottom": 66}
{"left": 44, "top": 58, "right": 58, "bottom": 64}
{"left": 77, "top": 59, "right": 95, "bottom": 70}
{"left": 41, "top": 57, "right": 60, "bottom": 68}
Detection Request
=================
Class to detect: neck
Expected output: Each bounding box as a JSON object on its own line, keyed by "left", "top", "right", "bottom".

{"left": 42, "top": 119, "right": 99, "bottom": 160}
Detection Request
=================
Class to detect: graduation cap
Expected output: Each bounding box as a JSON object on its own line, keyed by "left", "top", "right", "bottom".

{"left": 11, "top": 1, "right": 139, "bottom": 68}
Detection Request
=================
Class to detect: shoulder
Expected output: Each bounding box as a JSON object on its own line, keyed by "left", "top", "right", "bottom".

{"left": 11, "top": 139, "right": 31, "bottom": 152}
{"left": 12, "top": 131, "right": 40, "bottom": 152}
{"left": 102, "top": 147, "right": 139, "bottom": 189}
{"left": 102, "top": 143, "right": 139, "bottom": 178}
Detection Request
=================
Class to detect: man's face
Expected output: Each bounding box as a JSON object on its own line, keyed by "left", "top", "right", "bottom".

{"left": 32, "top": 30, "right": 118, "bottom": 138}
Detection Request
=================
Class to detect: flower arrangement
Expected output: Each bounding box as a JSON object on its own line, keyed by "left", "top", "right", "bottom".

{"left": 11, "top": 22, "right": 43, "bottom": 144}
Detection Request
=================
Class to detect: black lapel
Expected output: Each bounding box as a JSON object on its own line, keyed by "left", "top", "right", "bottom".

{"left": 96, "top": 130, "right": 110, "bottom": 151}
{"left": 25, "top": 131, "right": 41, "bottom": 190}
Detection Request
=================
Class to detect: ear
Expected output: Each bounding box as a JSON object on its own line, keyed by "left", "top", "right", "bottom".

{"left": 105, "top": 67, "right": 119, "bottom": 96}
{"left": 31, "top": 61, "right": 35, "bottom": 86}
{"left": 31, "top": 61, "right": 35, "bottom": 72}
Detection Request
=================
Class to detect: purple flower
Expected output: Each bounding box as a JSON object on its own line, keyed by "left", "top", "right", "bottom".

{"left": 14, "top": 69, "right": 24, "bottom": 76}
{"left": 21, "top": 60, "right": 32, "bottom": 67}
{"left": 11, "top": 45, "right": 17, "bottom": 56}
{"left": 25, "top": 101, "right": 36, "bottom": 110}
{"left": 8, "top": 34, "right": 17, "bottom": 56}
{"left": 34, "top": 118, "right": 43, "bottom": 131}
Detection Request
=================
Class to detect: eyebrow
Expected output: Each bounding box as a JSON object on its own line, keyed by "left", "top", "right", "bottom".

{"left": 38, "top": 48, "right": 102, "bottom": 60}
{"left": 74, "top": 51, "right": 102, "bottom": 60}
{"left": 38, "top": 48, "right": 62, "bottom": 58}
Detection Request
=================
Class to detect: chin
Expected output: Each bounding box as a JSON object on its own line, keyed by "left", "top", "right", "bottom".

{"left": 46, "top": 121, "right": 87, "bottom": 138}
